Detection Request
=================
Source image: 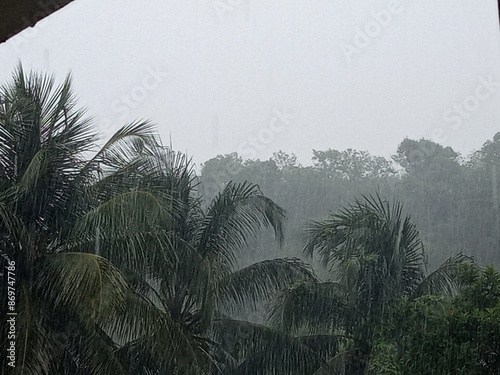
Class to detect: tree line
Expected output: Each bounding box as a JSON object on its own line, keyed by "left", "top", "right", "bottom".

{"left": 201, "top": 135, "right": 500, "bottom": 269}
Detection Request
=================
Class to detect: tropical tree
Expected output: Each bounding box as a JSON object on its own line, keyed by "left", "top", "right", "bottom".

{"left": 269, "top": 195, "right": 474, "bottom": 374}
{"left": 0, "top": 66, "right": 191, "bottom": 374}
{"left": 113, "top": 149, "right": 319, "bottom": 373}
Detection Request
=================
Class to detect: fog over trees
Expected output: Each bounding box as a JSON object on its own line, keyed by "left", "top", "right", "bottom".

{"left": 0, "top": 0, "right": 499, "bottom": 373}
{"left": 201, "top": 135, "right": 500, "bottom": 269}
{"left": 1, "top": 63, "right": 500, "bottom": 373}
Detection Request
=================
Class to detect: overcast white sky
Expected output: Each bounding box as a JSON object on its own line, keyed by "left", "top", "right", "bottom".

{"left": 1, "top": 0, "right": 500, "bottom": 166}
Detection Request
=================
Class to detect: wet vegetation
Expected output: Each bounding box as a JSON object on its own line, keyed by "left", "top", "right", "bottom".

{"left": 0, "top": 68, "right": 499, "bottom": 374}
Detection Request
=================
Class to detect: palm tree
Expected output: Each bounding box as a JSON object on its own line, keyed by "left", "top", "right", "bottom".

{"left": 268, "top": 195, "right": 474, "bottom": 374}
{"left": 111, "top": 148, "right": 319, "bottom": 374}
{"left": 0, "top": 66, "right": 202, "bottom": 374}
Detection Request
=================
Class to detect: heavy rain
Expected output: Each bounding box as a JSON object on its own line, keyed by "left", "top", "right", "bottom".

{"left": 1, "top": 1, "right": 500, "bottom": 374}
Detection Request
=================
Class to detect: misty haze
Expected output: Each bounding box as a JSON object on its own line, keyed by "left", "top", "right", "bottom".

{"left": 1, "top": 1, "right": 500, "bottom": 374}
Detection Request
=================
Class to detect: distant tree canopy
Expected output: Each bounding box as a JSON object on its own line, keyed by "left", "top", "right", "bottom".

{"left": 201, "top": 135, "right": 500, "bottom": 268}
{"left": 392, "top": 138, "right": 459, "bottom": 173}
{"left": 312, "top": 148, "right": 396, "bottom": 180}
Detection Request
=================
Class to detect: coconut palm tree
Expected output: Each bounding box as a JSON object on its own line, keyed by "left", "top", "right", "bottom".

{"left": 268, "top": 195, "right": 474, "bottom": 374}
{"left": 110, "top": 147, "right": 319, "bottom": 374}
{"left": 0, "top": 66, "right": 216, "bottom": 374}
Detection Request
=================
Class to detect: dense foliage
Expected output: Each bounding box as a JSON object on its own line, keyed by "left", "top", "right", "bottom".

{"left": 370, "top": 266, "right": 500, "bottom": 374}
{"left": 0, "top": 68, "right": 499, "bottom": 374}
{"left": 201, "top": 137, "right": 500, "bottom": 268}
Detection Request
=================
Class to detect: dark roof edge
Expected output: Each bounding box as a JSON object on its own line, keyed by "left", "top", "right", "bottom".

{"left": 0, "top": 0, "right": 74, "bottom": 44}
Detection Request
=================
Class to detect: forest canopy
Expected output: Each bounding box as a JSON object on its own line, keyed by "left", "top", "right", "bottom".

{"left": 201, "top": 135, "right": 500, "bottom": 269}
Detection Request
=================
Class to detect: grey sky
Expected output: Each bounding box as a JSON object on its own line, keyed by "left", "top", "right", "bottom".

{"left": 1, "top": 0, "right": 500, "bottom": 166}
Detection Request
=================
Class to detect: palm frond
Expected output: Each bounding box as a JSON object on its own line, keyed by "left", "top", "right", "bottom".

{"left": 312, "top": 350, "right": 354, "bottom": 375}
{"left": 68, "top": 188, "right": 179, "bottom": 265}
{"left": 115, "top": 320, "right": 217, "bottom": 375}
{"left": 33, "top": 252, "right": 128, "bottom": 320}
{"left": 196, "top": 181, "right": 286, "bottom": 269}
{"left": 80, "top": 120, "right": 158, "bottom": 175}
{"left": 62, "top": 321, "right": 126, "bottom": 375}
{"left": 103, "top": 294, "right": 164, "bottom": 340}
{"left": 267, "top": 282, "right": 347, "bottom": 334}
{"left": 304, "top": 194, "right": 426, "bottom": 297}
{"left": 213, "top": 317, "right": 339, "bottom": 375}
{"left": 218, "top": 258, "right": 317, "bottom": 314}
{"left": 411, "top": 253, "right": 476, "bottom": 298}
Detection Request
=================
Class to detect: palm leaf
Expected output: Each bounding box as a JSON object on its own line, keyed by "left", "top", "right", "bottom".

{"left": 304, "top": 194, "right": 426, "bottom": 297}
{"left": 218, "top": 258, "right": 317, "bottom": 314}
{"left": 311, "top": 350, "right": 354, "bottom": 375}
{"left": 80, "top": 120, "right": 158, "bottom": 176}
{"left": 268, "top": 281, "right": 347, "bottom": 334}
{"left": 213, "top": 317, "right": 339, "bottom": 375}
{"left": 33, "top": 253, "right": 128, "bottom": 320}
{"left": 411, "top": 253, "right": 476, "bottom": 298}
{"left": 196, "top": 181, "right": 285, "bottom": 269}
